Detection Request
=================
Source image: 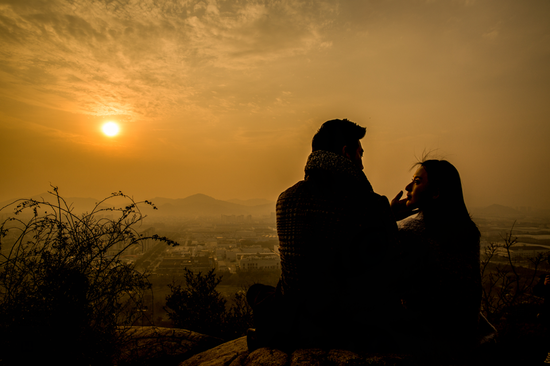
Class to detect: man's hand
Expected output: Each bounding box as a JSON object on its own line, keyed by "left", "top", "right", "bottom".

{"left": 391, "top": 191, "right": 418, "bottom": 221}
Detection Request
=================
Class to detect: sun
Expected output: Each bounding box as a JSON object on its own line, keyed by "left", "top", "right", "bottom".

{"left": 102, "top": 121, "right": 120, "bottom": 137}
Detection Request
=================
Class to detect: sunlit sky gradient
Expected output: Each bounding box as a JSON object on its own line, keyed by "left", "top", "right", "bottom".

{"left": 1, "top": 0, "right": 549, "bottom": 209}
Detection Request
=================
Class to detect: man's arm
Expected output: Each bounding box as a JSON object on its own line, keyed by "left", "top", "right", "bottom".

{"left": 390, "top": 190, "right": 419, "bottom": 221}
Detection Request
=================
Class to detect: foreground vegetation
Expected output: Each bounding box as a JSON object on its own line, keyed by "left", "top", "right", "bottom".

{"left": 0, "top": 188, "right": 177, "bottom": 365}
{"left": 164, "top": 268, "right": 252, "bottom": 340}
{"left": 479, "top": 226, "right": 549, "bottom": 364}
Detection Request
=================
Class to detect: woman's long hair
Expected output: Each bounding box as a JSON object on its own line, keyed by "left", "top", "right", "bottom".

{"left": 418, "top": 159, "right": 479, "bottom": 238}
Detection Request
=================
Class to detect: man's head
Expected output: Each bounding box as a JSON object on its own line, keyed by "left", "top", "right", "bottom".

{"left": 311, "top": 119, "right": 366, "bottom": 170}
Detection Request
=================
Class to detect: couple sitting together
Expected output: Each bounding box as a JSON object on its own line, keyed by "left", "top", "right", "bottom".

{"left": 247, "top": 119, "right": 496, "bottom": 361}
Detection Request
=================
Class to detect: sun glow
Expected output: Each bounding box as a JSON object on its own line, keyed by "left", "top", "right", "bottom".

{"left": 102, "top": 121, "right": 120, "bottom": 137}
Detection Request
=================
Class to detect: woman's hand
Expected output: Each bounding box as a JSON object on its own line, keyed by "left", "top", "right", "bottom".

{"left": 391, "top": 190, "right": 418, "bottom": 221}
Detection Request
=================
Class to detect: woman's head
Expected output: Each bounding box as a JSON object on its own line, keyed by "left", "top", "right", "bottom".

{"left": 405, "top": 159, "right": 469, "bottom": 218}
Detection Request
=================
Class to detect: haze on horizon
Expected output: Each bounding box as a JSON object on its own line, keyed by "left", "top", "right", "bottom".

{"left": 1, "top": 0, "right": 549, "bottom": 210}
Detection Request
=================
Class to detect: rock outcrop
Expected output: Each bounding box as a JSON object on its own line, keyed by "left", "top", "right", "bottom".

{"left": 119, "top": 327, "right": 484, "bottom": 365}
{"left": 117, "top": 326, "right": 224, "bottom": 365}
{"left": 177, "top": 336, "right": 249, "bottom": 366}
{"left": 179, "top": 336, "right": 413, "bottom": 366}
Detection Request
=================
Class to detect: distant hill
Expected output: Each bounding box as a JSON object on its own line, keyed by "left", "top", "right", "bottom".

{"left": 226, "top": 198, "right": 273, "bottom": 206}
{"left": 0, "top": 192, "right": 275, "bottom": 218}
{"left": 135, "top": 194, "right": 275, "bottom": 217}
{"left": 4, "top": 192, "right": 545, "bottom": 221}
{"left": 471, "top": 204, "right": 524, "bottom": 219}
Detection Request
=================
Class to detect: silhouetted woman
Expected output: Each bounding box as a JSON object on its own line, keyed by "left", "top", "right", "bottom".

{"left": 391, "top": 159, "right": 486, "bottom": 358}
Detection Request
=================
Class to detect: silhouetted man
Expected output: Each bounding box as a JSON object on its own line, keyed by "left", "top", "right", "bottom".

{"left": 248, "top": 119, "right": 400, "bottom": 352}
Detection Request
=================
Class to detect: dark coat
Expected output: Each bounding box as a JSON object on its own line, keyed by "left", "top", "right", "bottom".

{"left": 397, "top": 214, "right": 481, "bottom": 354}
{"left": 275, "top": 150, "right": 399, "bottom": 350}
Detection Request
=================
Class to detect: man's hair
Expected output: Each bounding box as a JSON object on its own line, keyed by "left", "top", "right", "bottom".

{"left": 311, "top": 119, "right": 366, "bottom": 154}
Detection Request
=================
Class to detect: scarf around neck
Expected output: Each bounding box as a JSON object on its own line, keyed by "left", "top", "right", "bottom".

{"left": 304, "top": 150, "right": 373, "bottom": 192}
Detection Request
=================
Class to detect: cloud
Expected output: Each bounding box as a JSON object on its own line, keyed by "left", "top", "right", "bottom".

{"left": 0, "top": 0, "right": 336, "bottom": 120}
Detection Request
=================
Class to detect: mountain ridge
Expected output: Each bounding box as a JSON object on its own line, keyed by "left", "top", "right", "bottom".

{"left": 2, "top": 192, "right": 544, "bottom": 219}
{"left": 0, "top": 192, "right": 276, "bottom": 217}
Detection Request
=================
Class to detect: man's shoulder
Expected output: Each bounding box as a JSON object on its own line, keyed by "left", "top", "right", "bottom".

{"left": 280, "top": 180, "right": 307, "bottom": 193}
{"left": 277, "top": 180, "right": 313, "bottom": 205}
{"left": 277, "top": 180, "right": 390, "bottom": 211}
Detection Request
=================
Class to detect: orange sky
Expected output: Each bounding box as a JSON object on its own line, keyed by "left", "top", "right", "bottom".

{"left": 1, "top": 0, "right": 549, "bottom": 209}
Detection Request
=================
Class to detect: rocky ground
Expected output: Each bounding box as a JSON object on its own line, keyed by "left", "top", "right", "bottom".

{"left": 179, "top": 336, "right": 414, "bottom": 366}
{"left": 118, "top": 327, "right": 489, "bottom": 366}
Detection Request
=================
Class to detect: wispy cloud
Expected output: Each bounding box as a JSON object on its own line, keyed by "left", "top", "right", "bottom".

{"left": 0, "top": 0, "right": 335, "bottom": 119}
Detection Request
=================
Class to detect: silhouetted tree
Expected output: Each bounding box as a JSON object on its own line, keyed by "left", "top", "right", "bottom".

{"left": 480, "top": 223, "right": 549, "bottom": 364}
{"left": 0, "top": 187, "right": 177, "bottom": 365}
{"left": 165, "top": 268, "right": 252, "bottom": 340}
{"left": 481, "top": 224, "right": 546, "bottom": 324}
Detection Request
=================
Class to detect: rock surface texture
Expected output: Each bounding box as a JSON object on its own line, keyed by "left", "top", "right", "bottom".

{"left": 118, "top": 326, "right": 224, "bottom": 365}
{"left": 120, "top": 327, "right": 485, "bottom": 365}
{"left": 179, "top": 336, "right": 413, "bottom": 366}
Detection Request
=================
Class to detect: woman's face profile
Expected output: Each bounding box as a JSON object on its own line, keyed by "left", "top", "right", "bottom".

{"left": 405, "top": 166, "right": 431, "bottom": 209}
